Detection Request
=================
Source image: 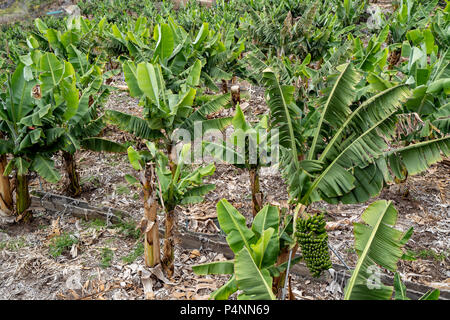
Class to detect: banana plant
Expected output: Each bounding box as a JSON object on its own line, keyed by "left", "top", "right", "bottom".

{"left": 336, "top": 0, "right": 368, "bottom": 27}
{"left": 127, "top": 143, "right": 216, "bottom": 276}
{"left": 398, "top": 30, "right": 450, "bottom": 136}
{"left": 261, "top": 64, "right": 449, "bottom": 281}
{"left": 110, "top": 18, "right": 243, "bottom": 92}
{"left": 364, "top": 27, "right": 449, "bottom": 139}
{"left": 174, "top": 0, "right": 243, "bottom": 32}
{"left": 388, "top": 0, "right": 438, "bottom": 43}
{"left": 28, "top": 19, "right": 127, "bottom": 195}
{"left": 163, "top": 19, "right": 244, "bottom": 92}
{"left": 199, "top": 24, "right": 246, "bottom": 91}
{"left": 350, "top": 24, "right": 390, "bottom": 73}
{"left": 264, "top": 63, "right": 450, "bottom": 207}
{"left": 59, "top": 70, "right": 126, "bottom": 196}
{"left": 124, "top": 141, "right": 161, "bottom": 268}
{"left": 241, "top": 1, "right": 339, "bottom": 60}
{"left": 192, "top": 199, "right": 299, "bottom": 300}
{"left": 242, "top": 46, "right": 314, "bottom": 93}
{"left": 344, "top": 200, "right": 440, "bottom": 300}
{"left": 151, "top": 19, "right": 212, "bottom": 91}
{"left": 106, "top": 16, "right": 152, "bottom": 63}
{"left": 0, "top": 62, "right": 68, "bottom": 221}
{"left": 33, "top": 16, "right": 109, "bottom": 64}
{"left": 107, "top": 60, "right": 232, "bottom": 165}
{"left": 430, "top": 3, "right": 450, "bottom": 50}
{"left": 33, "top": 15, "right": 120, "bottom": 87}
{"left": 34, "top": 50, "right": 126, "bottom": 196}
{"left": 106, "top": 61, "right": 232, "bottom": 276}
{"left": 203, "top": 104, "right": 274, "bottom": 216}
{"left": 33, "top": 15, "right": 121, "bottom": 86}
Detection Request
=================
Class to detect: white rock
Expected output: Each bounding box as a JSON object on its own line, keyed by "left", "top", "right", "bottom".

{"left": 129, "top": 263, "right": 139, "bottom": 274}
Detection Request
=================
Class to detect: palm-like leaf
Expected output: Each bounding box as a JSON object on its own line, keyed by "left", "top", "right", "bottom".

{"left": 319, "top": 84, "right": 411, "bottom": 162}
{"left": 262, "top": 67, "right": 303, "bottom": 194}
{"left": 261, "top": 67, "right": 320, "bottom": 203}
{"left": 430, "top": 102, "right": 450, "bottom": 134}
{"left": 31, "top": 155, "right": 61, "bottom": 183}
{"left": 383, "top": 136, "right": 450, "bottom": 177}
{"left": 80, "top": 117, "right": 105, "bottom": 139}
{"left": 6, "top": 64, "right": 37, "bottom": 124}
{"left": 191, "top": 261, "right": 234, "bottom": 275}
{"left": 235, "top": 246, "right": 276, "bottom": 300}
{"left": 209, "top": 276, "right": 238, "bottom": 300}
{"left": 105, "top": 110, "right": 163, "bottom": 140}
{"left": 268, "top": 64, "right": 449, "bottom": 205}
{"left": 195, "top": 117, "right": 233, "bottom": 136}
{"left": 344, "top": 200, "right": 408, "bottom": 300}
{"left": 239, "top": 49, "right": 269, "bottom": 84}
{"left": 333, "top": 136, "right": 450, "bottom": 204}
{"left": 80, "top": 137, "right": 126, "bottom": 153}
{"left": 263, "top": 67, "right": 301, "bottom": 154}
{"left": 193, "top": 202, "right": 282, "bottom": 300}
{"left": 308, "top": 63, "right": 360, "bottom": 160}
{"left": 180, "top": 93, "right": 232, "bottom": 135}
{"left": 216, "top": 199, "right": 255, "bottom": 253}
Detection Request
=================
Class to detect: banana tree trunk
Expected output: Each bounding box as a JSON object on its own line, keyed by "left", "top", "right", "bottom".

{"left": 162, "top": 207, "right": 176, "bottom": 277}
{"left": 249, "top": 167, "right": 262, "bottom": 217}
{"left": 143, "top": 164, "right": 160, "bottom": 267}
{"left": 388, "top": 48, "right": 401, "bottom": 70}
{"left": 167, "top": 144, "right": 177, "bottom": 175}
{"left": 63, "top": 151, "right": 82, "bottom": 197}
{"left": 0, "top": 154, "right": 13, "bottom": 216}
{"left": 221, "top": 79, "right": 228, "bottom": 93}
{"left": 16, "top": 173, "right": 31, "bottom": 221}
{"left": 231, "top": 85, "right": 240, "bottom": 107}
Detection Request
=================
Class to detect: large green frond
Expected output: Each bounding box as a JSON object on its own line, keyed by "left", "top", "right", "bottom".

{"left": 81, "top": 137, "right": 126, "bottom": 153}
{"left": 344, "top": 200, "right": 407, "bottom": 300}
{"left": 105, "top": 110, "right": 163, "bottom": 140}
{"left": 309, "top": 63, "right": 360, "bottom": 160}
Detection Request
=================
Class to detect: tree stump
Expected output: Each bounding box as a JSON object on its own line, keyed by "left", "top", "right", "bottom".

{"left": 231, "top": 85, "right": 240, "bottom": 107}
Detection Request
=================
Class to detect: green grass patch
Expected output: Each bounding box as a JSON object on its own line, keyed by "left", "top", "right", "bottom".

{"left": 121, "top": 242, "right": 144, "bottom": 264}
{"left": 115, "top": 220, "right": 141, "bottom": 240}
{"left": 0, "top": 237, "right": 27, "bottom": 251}
{"left": 100, "top": 247, "right": 114, "bottom": 268}
{"left": 85, "top": 218, "right": 107, "bottom": 230}
{"left": 115, "top": 184, "right": 131, "bottom": 195}
{"left": 48, "top": 233, "right": 78, "bottom": 258}
{"left": 415, "top": 249, "right": 448, "bottom": 262}
{"left": 37, "top": 224, "right": 49, "bottom": 230}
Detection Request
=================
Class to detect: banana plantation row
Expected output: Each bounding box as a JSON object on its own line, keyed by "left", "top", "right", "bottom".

{"left": 0, "top": 0, "right": 449, "bottom": 300}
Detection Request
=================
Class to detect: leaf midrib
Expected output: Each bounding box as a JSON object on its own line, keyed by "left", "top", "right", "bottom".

{"left": 344, "top": 201, "right": 391, "bottom": 300}
{"left": 301, "top": 115, "right": 391, "bottom": 204}
{"left": 319, "top": 85, "right": 407, "bottom": 161}
{"left": 308, "top": 63, "right": 350, "bottom": 161}
{"left": 237, "top": 247, "right": 275, "bottom": 300}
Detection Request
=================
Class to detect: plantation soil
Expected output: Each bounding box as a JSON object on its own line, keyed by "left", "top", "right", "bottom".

{"left": 0, "top": 75, "right": 448, "bottom": 300}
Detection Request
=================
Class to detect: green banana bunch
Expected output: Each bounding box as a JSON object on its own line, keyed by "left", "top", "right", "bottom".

{"left": 296, "top": 212, "right": 332, "bottom": 277}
